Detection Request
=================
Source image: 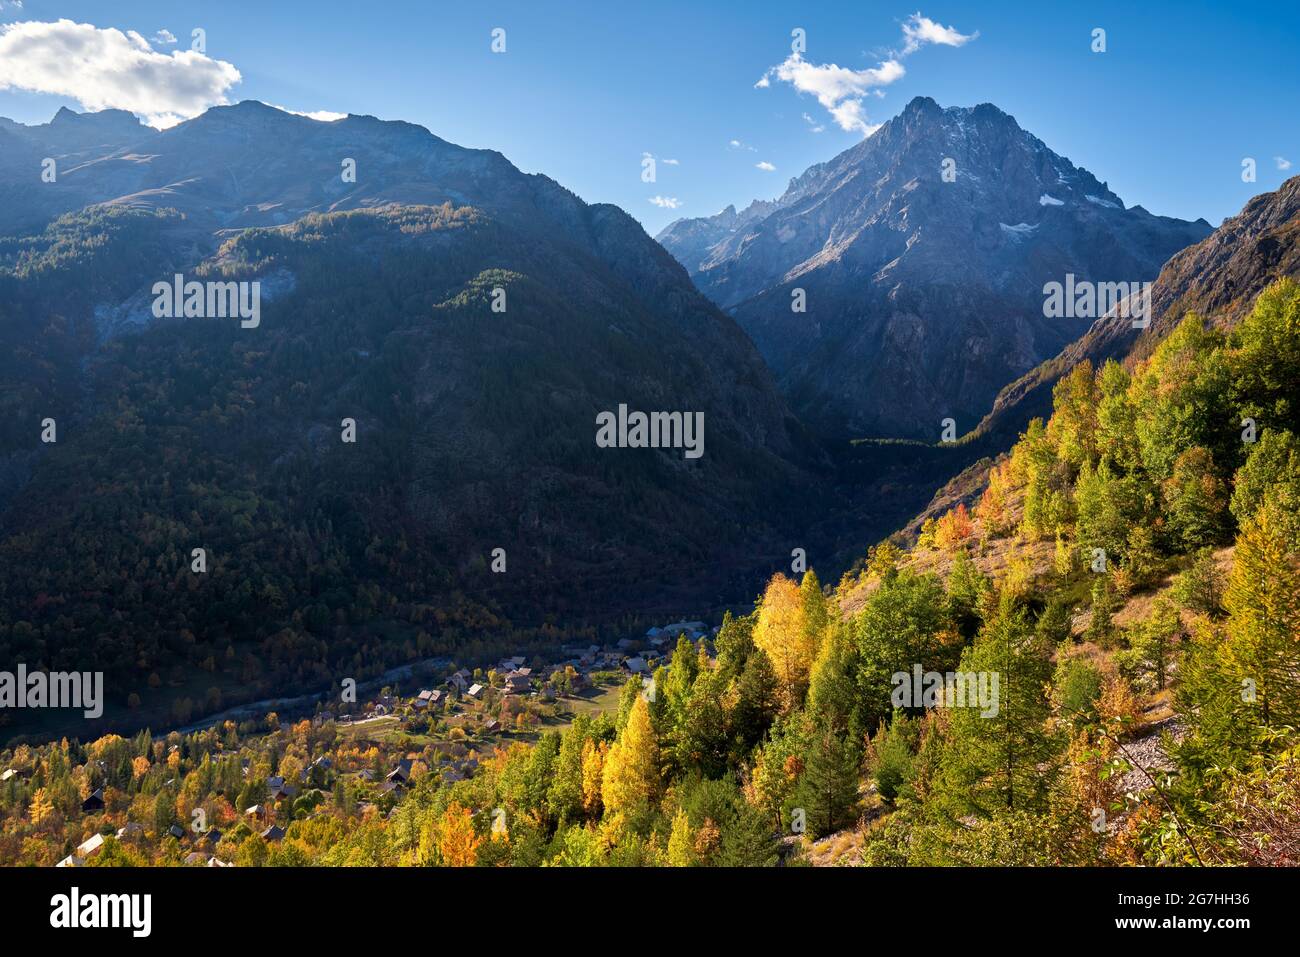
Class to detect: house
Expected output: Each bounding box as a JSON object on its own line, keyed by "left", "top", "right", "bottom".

{"left": 268, "top": 781, "right": 297, "bottom": 802}
{"left": 447, "top": 671, "right": 470, "bottom": 692}
{"left": 202, "top": 828, "right": 223, "bottom": 847}
{"left": 81, "top": 788, "right": 105, "bottom": 812}
{"left": 168, "top": 825, "right": 186, "bottom": 840}
{"left": 207, "top": 857, "right": 234, "bottom": 868}
{"left": 484, "top": 719, "right": 501, "bottom": 733}
{"left": 623, "top": 657, "right": 648, "bottom": 674}
{"left": 0, "top": 767, "right": 28, "bottom": 783}
{"left": 55, "top": 854, "right": 85, "bottom": 867}
{"left": 184, "top": 851, "right": 209, "bottom": 866}
{"left": 355, "top": 769, "right": 376, "bottom": 782}
{"left": 502, "top": 672, "right": 531, "bottom": 695}
{"left": 387, "top": 759, "right": 413, "bottom": 784}
{"left": 76, "top": 833, "right": 106, "bottom": 859}
{"left": 245, "top": 804, "right": 268, "bottom": 821}
{"left": 267, "top": 775, "right": 285, "bottom": 792}
{"left": 414, "top": 688, "right": 443, "bottom": 709}
{"left": 116, "top": 822, "right": 145, "bottom": 840}
{"left": 261, "top": 825, "right": 286, "bottom": 842}
{"left": 467, "top": 683, "right": 484, "bottom": 699}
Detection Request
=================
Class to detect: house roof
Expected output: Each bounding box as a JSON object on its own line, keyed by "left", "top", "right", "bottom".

{"left": 76, "top": 833, "right": 106, "bottom": 856}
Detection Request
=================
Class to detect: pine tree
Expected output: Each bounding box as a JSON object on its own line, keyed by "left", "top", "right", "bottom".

{"left": 792, "top": 726, "right": 861, "bottom": 838}
{"left": 936, "top": 597, "right": 1058, "bottom": 817}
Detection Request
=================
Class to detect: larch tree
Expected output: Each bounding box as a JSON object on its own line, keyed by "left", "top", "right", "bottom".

{"left": 601, "top": 695, "right": 661, "bottom": 817}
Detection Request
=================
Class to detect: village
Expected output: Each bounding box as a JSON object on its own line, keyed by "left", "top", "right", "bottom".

{"left": 17, "top": 618, "right": 719, "bottom": 868}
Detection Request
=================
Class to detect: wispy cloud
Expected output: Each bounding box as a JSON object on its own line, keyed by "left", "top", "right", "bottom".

{"left": 1276, "top": 156, "right": 1293, "bottom": 171}
{"left": 152, "top": 28, "right": 177, "bottom": 45}
{"left": 899, "top": 12, "right": 978, "bottom": 55}
{"left": 0, "top": 19, "right": 241, "bottom": 128}
{"left": 755, "top": 161, "right": 776, "bottom": 171}
{"left": 648, "top": 195, "right": 682, "bottom": 209}
{"left": 802, "top": 112, "right": 825, "bottom": 133}
{"left": 728, "top": 138, "right": 757, "bottom": 151}
{"left": 756, "top": 11, "right": 975, "bottom": 136}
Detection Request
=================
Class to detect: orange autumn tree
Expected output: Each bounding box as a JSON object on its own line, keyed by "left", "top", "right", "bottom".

{"left": 933, "top": 503, "right": 974, "bottom": 551}
{"left": 435, "top": 802, "right": 482, "bottom": 867}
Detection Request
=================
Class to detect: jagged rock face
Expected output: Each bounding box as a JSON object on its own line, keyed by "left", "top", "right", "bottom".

{"left": 975, "top": 175, "right": 1300, "bottom": 446}
{"left": 658, "top": 96, "right": 1211, "bottom": 439}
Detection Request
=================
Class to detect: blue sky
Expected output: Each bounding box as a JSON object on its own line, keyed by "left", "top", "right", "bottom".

{"left": 1, "top": 0, "right": 1297, "bottom": 234}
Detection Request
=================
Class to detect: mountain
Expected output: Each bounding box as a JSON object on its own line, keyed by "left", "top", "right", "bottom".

{"left": 657, "top": 96, "right": 1211, "bottom": 439}
{"left": 0, "top": 103, "right": 826, "bottom": 741}
{"left": 972, "top": 174, "right": 1300, "bottom": 447}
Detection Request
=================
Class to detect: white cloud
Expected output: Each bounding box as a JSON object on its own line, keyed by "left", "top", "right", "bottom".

{"left": 755, "top": 161, "right": 776, "bottom": 171}
{"left": 662, "top": 158, "right": 679, "bottom": 165}
{"left": 152, "top": 28, "right": 177, "bottom": 45}
{"left": 648, "top": 195, "right": 682, "bottom": 209}
{"left": 0, "top": 19, "right": 241, "bottom": 128}
{"left": 728, "top": 138, "right": 756, "bottom": 151}
{"left": 1276, "top": 156, "right": 1292, "bottom": 171}
{"left": 265, "top": 102, "right": 346, "bottom": 122}
{"left": 900, "top": 12, "right": 978, "bottom": 54}
{"left": 802, "top": 112, "right": 825, "bottom": 133}
{"left": 756, "top": 11, "right": 974, "bottom": 137}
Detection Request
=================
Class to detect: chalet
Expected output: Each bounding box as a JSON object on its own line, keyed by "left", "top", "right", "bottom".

{"left": 168, "top": 825, "right": 186, "bottom": 840}
{"left": 447, "top": 671, "right": 470, "bottom": 692}
{"left": 387, "top": 759, "right": 413, "bottom": 784}
{"left": 81, "top": 788, "right": 105, "bottom": 812}
{"left": 207, "top": 857, "right": 233, "bottom": 868}
{"left": 414, "top": 688, "right": 443, "bottom": 709}
{"left": 268, "top": 781, "right": 297, "bottom": 802}
{"left": 245, "top": 804, "right": 268, "bottom": 821}
{"left": 184, "top": 851, "right": 209, "bottom": 866}
{"left": 379, "top": 781, "right": 405, "bottom": 796}
{"left": 55, "top": 854, "right": 84, "bottom": 867}
{"left": 261, "top": 825, "right": 286, "bottom": 842}
{"left": 355, "top": 769, "right": 376, "bottom": 782}
{"left": 116, "top": 822, "right": 145, "bottom": 840}
{"left": 467, "top": 683, "right": 484, "bottom": 700}
{"left": 267, "top": 776, "right": 285, "bottom": 792}
{"left": 0, "top": 767, "right": 28, "bottom": 783}
{"left": 202, "top": 828, "right": 224, "bottom": 847}
{"left": 76, "top": 833, "right": 106, "bottom": 859}
{"left": 623, "top": 657, "right": 649, "bottom": 675}
{"left": 484, "top": 719, "right": 501, "bottom": 733}
{"left": 502, "top": 672, "right": 531, "bottom": 695}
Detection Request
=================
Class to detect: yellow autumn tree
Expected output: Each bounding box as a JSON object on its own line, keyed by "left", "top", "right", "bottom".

{"left": 666, "top": 808, "right": 696, "bottom": 867}
{"left": 752, "top": 574, "right": 820, "bottom": 712}
{"left": 1221, "top": 495, "right": 1300, "bottom": 728}
{"left": 601, "top": 695, "right": 660, "bottom": 816}
{"left": 580, "top": 739, "right": 608, "bottom": 816}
